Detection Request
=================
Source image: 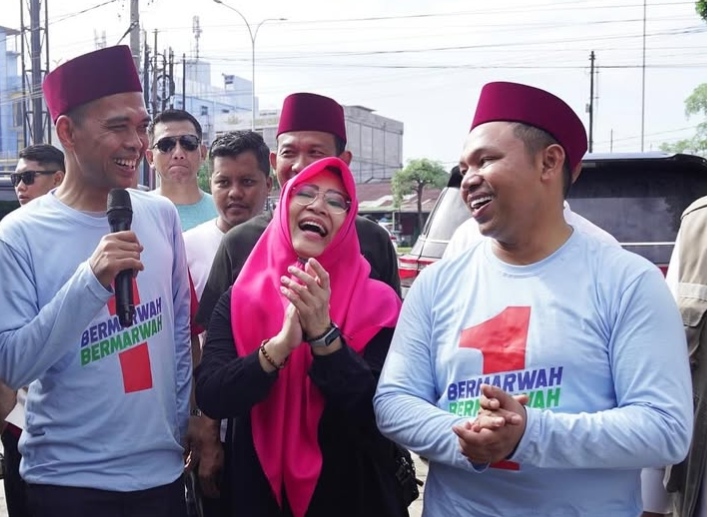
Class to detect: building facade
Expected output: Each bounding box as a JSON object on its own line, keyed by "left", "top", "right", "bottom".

{"left": 215, "top": 104, "right": 404, "bottom": 183}
{"left": 0, "top": 26, "right": 22, "bottom": 172}
{"left": 170, "top": 59, "right": 253, "bottom": 145}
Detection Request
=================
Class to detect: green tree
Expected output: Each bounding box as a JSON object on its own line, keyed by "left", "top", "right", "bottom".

{"left": 697, "top": 0, "right": 706, "bottom": 20}
{"left": 391, "top": 158, "right": 448, "bottom": 232}
{"left": 660, "top": 83, "right": 707, "bottom": 157}
{"left": 197, "top": 162, "right": 211, "bottom": 193}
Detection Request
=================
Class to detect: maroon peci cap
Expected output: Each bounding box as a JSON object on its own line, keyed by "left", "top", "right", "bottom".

{"left": 471, "top": 81, "right": 588, "bottom": 170}
{"left": 277, "top": 93, "right": 347, "bottom": 144}
{"left": 43, "top": 45, "right": 142, "bottom": 123}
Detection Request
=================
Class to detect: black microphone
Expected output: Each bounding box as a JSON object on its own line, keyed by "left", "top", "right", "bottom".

{"left": 107, "top": 189, "right": 135, "bottom": 328}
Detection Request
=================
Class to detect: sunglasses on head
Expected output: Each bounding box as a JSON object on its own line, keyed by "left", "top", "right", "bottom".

{"left": 152, "top": 134, "right": 201, "bottom": 153}
{"left": 10, "top": 170, "right": 58, "bottom": 187}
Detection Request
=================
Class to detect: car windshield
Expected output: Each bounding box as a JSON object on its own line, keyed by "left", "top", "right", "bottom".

{"left": 424, "top": 188, "right": 470, "bottom": 242}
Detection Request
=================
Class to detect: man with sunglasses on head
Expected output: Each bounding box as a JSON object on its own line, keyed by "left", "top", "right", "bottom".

{"left": 147, "top": 109, "right": 218, "bottom": 231}
{"left": 12, "top": 144, "right": 65, "bottom": 206}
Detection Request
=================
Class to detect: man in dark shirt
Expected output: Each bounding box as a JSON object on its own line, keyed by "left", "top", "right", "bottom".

{"left": 196, "top": 92, "right": 400, "bottom": 329}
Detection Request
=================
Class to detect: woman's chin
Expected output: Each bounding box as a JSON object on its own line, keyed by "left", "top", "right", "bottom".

{"left": 292, "top": 240, "right": 325, "bottom": 259}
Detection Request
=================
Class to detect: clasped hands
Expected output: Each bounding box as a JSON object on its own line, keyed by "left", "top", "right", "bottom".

{"left": 452, "top": 384, "right": 529, "bottom": 465}
{"left": 276, "top": 258, "right": 333, "bottom": 350}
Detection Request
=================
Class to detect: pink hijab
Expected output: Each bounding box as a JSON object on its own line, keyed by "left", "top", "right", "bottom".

{"left": 230, "top": 157, "right": 401, "bottom": 517}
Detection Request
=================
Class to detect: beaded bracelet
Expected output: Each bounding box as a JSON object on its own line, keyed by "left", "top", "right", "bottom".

{"left": 260, "top": 340, "right": 287, "bottom": 370}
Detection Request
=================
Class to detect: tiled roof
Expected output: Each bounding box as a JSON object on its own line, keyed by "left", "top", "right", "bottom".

{"left": 355, "top": 181, "right": 442, "bottom": 213}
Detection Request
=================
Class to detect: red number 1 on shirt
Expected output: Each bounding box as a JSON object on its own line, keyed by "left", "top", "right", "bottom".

{"left": 459, "top": 306, "right": 531, "bottom": 471}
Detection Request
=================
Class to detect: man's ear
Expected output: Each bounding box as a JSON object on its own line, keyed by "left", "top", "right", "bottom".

{"left": 145, "top": 148, "right": 155, "bottom": 167}
{"left": 55, "top": 115, "right": 76, "bottom": 151}
{"left": 338, "top": 150, "right": 353, "bottom": 166}
{"left": 200, "top": 143, "right": 208, "bottom": 161}
{"left": 540, "top": 144, "right": 565, "bottom": 184}
{"left": 53, "top": 171, "right": 65, "bottom": 187}
{"left": 269, "top": 151, "right": 277, "bottom": 171}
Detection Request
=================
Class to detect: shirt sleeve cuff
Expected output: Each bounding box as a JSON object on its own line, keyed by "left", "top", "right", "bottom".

{"left": 83, "top": 261, "right": 115, "bottom": 301}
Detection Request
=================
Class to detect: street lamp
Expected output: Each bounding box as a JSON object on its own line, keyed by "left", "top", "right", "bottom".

{"left": 213, "top": 0, "right": 286, "bottom": 130}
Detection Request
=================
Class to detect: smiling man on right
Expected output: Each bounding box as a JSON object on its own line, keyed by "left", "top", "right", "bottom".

{"left": 374, "top": 81, "right": 694, "bottom": 517}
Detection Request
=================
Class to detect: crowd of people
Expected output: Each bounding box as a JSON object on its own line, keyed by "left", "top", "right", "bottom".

{"left": 0, "top": 44, "right": 704, "bottom": 517}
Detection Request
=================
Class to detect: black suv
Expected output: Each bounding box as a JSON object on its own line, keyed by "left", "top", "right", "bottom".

{"left": 399, "top": 152, "right": 707, "bottom": 295}
{"left": 0, "top": 174, "right": 20, "bottom": 221}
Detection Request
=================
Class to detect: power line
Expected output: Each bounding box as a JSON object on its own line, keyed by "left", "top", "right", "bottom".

{"left": 243, "top": 25, "right": 706, "bottom": 61}
{"left": 49, "top": 0, "right": 120, "bottom": 25}
{"left": 236, "top": 1, "right": 699, "bottom": 26}
{"left": 152, "top": 14, "right": 698, "bottom": 35}
{"left": 595, "top": 125, "right": 697, "bottom": 144}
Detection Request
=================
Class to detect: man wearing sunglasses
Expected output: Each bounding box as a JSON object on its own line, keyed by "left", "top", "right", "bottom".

{"left": 12, "top": 144, "right": 65, "bottom": 206}
{"left": 147, "top": 109, "right": 217, "bottom": 231}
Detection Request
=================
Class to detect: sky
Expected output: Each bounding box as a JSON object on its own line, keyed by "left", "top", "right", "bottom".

{"left": 4, "top": 0, "right": 707, "bottom": 169}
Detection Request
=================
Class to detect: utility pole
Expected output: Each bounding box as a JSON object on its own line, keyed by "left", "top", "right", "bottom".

{"left": 160, "top": 52, "right": 167, "bottom": 112}
{"left": 151, "top": 29, "right": 158, "bottom": 117}
{"left": 168, "top": 49, "right": 174, "bottom": 109}
{"left": 182, "top": 53, "right": 186, "bottom": 109}
{"left": 610, "top": 129, "right": 614, "bottom": 153}
{"left": 130, "top": 0, "right": 140, "bottom": 73}
{"left": 142, "top": 39, "right": 151, "bottom": 188}
{"left": 640, "top": 0, "right": 647, "bottom": 151}
{"left": 20, "top": 0, "right": 51, "bottom": 145}
{"left": 588, "top": 50, "right": 595, "bottom": 153}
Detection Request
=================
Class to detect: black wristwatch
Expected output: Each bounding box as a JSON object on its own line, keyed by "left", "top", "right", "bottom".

{"left": 307, "top": 322, "right": 341, "bottom": 347}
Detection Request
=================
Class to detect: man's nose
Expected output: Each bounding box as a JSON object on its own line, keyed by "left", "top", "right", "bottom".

{"left": 125, "top": 128, "right": 145, "bottom": 152}
{"left": 228, "top": 184, "right": 243, "bottom": 199}
{"left": 461, "top": 169, "right": 482, "bottom": 192}
{"left": 171, "top": 142, "right": 188, "bottom": 159}
{"left": 291, "top": 155, "right": 309, "bottom": 174}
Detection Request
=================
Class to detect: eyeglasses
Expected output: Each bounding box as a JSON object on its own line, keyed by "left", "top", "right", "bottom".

{"left": 152, "top": 135, "right": 201, "bottom": 153}
{"left": 10, "top": 170, "right": 58, "bottom": 187}
{"left": 291, "top": 184, "right": 351, "bottom": 215}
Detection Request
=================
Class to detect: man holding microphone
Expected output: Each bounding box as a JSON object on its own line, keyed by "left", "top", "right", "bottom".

{"left": 0, "top": 46, "right": 191, "bottom": 516}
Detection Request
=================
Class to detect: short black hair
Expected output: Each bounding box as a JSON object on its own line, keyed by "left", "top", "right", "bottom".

{"left": 149, "top": 109, "right": 203, "bottom": 143}
{"left": 18, "top": 144, "right": 65, "bottom": 171}
{"left": 334, "top": 135, "right": 346, "bottom": 156}
{"left": 209, "top": 131, "right": 271, "bottom": 178}
{"left": 65, "top": 104, "right": 89, "bottom": 127}
{"left": 511, "top": 122, "right": 572, "bottom": 197}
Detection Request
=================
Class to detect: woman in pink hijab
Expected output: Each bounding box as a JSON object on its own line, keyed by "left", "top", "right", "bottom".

{"left": 195, "top": 157, "right": 408, "bottom": 517}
